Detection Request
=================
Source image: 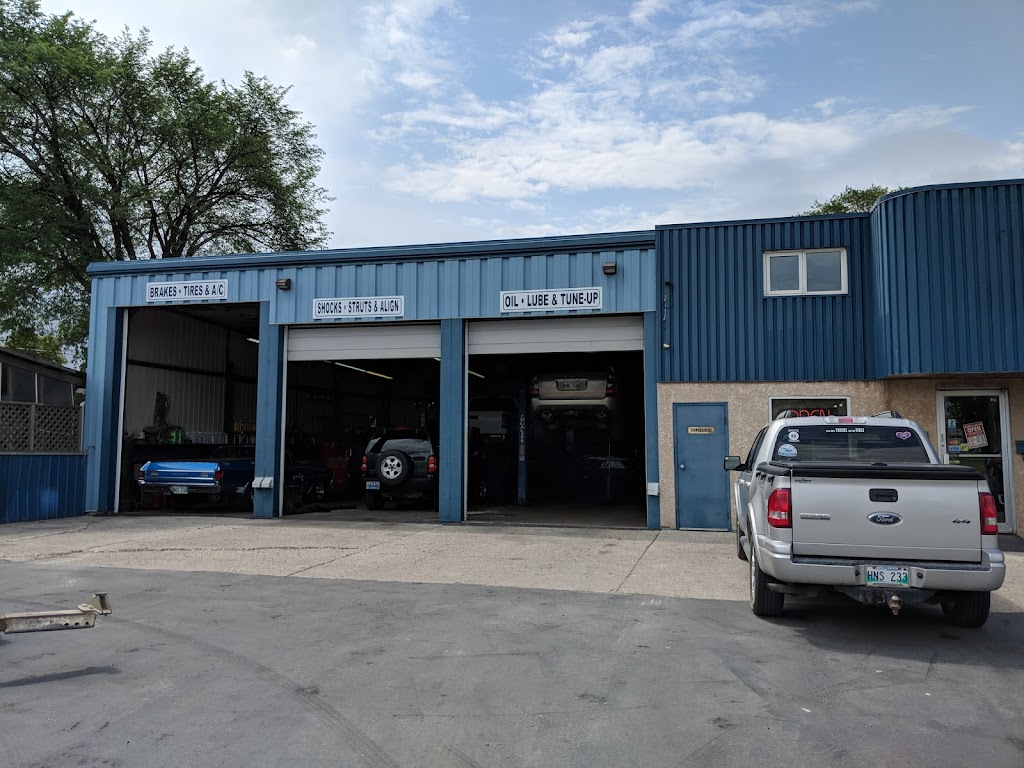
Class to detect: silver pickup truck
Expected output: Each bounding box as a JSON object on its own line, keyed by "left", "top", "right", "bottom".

{"left": 724, "top": 414, "right": 1005, "bottom": 627}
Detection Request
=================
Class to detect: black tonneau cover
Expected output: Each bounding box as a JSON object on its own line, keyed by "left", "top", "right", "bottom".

{"left": 756, "top": 461, "right": 983, "bottom": 481}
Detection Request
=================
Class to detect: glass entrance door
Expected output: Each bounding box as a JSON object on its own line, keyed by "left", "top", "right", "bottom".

{"left": 936, "top": 390, "right": 1013, "bottom": 532}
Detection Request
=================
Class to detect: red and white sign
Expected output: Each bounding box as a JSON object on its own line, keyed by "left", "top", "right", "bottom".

{"left": 963, "top": 421, "right": 989, "bottom": 450}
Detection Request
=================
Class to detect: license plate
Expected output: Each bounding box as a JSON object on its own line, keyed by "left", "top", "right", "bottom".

{"left": 365, "top": 480, "right": 381, "bottom": 490}
{"left": 556, "top": 379, "right": 587, "bottom": 391}
{"left": 865, "top": 566, "right": 909, "bottom": 587}
{"left": 600, "top": 460, "right": 625, "bottom": 469}
{"left": 169, "top": 485, "right": 189, "bottom": 495}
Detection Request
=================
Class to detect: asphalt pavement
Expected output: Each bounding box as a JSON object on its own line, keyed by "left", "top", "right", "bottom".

{"left": 1, "top": 517, "right": 1023, "bottom": 768}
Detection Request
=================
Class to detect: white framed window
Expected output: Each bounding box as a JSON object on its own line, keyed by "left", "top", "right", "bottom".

{"left": 769, "top": 396, "right": 850, "bottom": 421}
{"left": 764, "top": 248, "right": 847, "bottom": 296}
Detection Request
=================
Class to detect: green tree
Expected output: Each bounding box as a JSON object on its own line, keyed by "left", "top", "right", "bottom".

{"left": 803, "top": 185, "right": 894, "bottom": 215}
{"left": 0, "top": 0, "right": 331, "bottom": 363}
{"left": 1, "top": 327, "right": 66, "bottom": 365}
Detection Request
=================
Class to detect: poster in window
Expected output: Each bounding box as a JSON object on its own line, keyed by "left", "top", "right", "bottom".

{"left": 963, "top": 421, "right": 989, "bottom": 450}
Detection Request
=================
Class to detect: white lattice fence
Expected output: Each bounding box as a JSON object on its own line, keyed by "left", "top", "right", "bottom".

{"left": 0, "top": 402, "right": 81, "bottom": 453}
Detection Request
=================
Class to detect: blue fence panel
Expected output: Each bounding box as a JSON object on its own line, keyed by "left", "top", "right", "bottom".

{"left": 0, "top": 454, "right": 87, "bottom": 523}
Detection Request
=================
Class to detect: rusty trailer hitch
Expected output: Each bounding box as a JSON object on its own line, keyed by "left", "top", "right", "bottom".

{"left": 1, "top": 593, "right": 112, "bottom": 634}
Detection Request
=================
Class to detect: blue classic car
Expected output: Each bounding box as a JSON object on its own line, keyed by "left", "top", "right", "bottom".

{"left": 137, "top": 445, "right": 333, "bottom": 509}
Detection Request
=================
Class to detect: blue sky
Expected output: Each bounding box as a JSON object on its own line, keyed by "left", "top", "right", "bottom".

{"left": 46, "top": 0, "right": 1024, "bottom": 249}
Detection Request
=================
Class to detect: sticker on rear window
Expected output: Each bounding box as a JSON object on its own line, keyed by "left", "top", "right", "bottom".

{"left": 787, "top": 430, "right": 800, "bottom": 442}
{"left": 778, "top": 444, "right": 798, "bottom": 458}
{"left": 895, "top": 431, "right": 912, "bottom": 440}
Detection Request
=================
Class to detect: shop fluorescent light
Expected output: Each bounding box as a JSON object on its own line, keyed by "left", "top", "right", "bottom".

{"left": 246, "top": 337, "right": 259, "bottom": 344}
{"left": 332, "top": 362, "right": 393, "bottom": 380}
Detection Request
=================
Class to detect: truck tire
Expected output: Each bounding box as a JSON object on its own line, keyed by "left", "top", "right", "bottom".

{"left": 750, "top": 542, "right": 784, "bottom": 618}
{"left": 735, "top": 519, "right": 748, "bottom": 561}
{"left": 941, "top": 591, "right": 991, "bottom": 628}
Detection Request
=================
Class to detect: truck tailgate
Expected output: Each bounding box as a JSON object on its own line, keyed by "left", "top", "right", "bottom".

{"left": 788, "top": 468, "right": 983, "bottom": 563}
{"left": 141, "top": 460, "right": 219, "bottom": 485}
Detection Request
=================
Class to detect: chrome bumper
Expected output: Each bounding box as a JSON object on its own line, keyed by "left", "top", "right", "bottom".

{"left": 756, "top": 536, "right": 1005, "bottom": 593}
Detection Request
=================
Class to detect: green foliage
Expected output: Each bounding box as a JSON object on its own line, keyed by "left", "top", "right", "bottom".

{"left": 803, "top": 185, "right": 895, "bottom": 215}
{"left": 2, "top": 326, "right": 66, "bottom": 365}
{"left": 0, "top": 0, "right": 331, "bottom": 362}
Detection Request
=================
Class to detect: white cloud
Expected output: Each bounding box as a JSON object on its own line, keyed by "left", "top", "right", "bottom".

{"left": 672, "top": 3, "right": 822, "bottom": 50}
{"left": 629, "top": 0, "right": 672, "bottom": 27}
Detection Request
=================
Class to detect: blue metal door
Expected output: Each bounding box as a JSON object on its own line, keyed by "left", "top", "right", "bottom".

{"left": 673, "top": 403, "right": 730, "bottom": 530}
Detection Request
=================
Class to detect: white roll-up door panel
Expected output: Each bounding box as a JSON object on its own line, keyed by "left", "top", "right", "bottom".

{"left": 287, "top": 323, "right": 441, "bottom": 361}
{"left": 467, "top": 315, "right": 643, "bottom": 355}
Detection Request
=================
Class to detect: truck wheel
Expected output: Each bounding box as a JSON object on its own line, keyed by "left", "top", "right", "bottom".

{"left": 941, "top": 591, "right": 991, "bottom": 628}
{"left": 750, "top": 544, "right": 784, "bottom": 618}
{"left": 735, "top": 519, "right": 748, "bottom": 561}
{"left": 364, "top": 491, "right": 384, "bottom": 510}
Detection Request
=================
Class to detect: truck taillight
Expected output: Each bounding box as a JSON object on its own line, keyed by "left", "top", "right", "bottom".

{"left": 361, "top": 455, "right": 368, "bottom": 474}
{"left": 980, "top": 492, "right": 999, "bottom": 535}
{"left": 605, "top": 383, "right": 617, "bottom": 396}
{"left": 427, "top": 455, "right": 437, "bottom": 474}
{"left": 137, "top": 468, "right": 145, "bottom": 479}
{"left": 767, "top": 489, "right": 792, "bottom": 528}
{"left": 529, "top": 378, "right": 539, "bottom": 397}
{"left": 214, "top": 469, "right": 224, "bottom": 481}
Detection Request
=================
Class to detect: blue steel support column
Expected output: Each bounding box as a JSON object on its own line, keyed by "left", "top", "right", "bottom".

{"left": 516, "top": 371, "right": 527, "bottom": 505}
{"left": 438, "top": 318, "right": 465, "bottom": 522}
{"left": 644, "top": 311, "right": 662, "bottom": 530}
{"left": 253, "top": 302, "right": 285, "bottom": 518}
{"left": 84, "top": 303, "right": 124, "bottom": 514}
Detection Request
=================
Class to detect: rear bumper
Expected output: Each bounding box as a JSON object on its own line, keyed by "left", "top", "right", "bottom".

{"left": 530, "top": 399, "right": 616, "bottom": 422}
{"left": 138, "top": 481, "right": 223, "bottom": 495}
{"left": 756, "top": 536, "right": 1005, "bottom": 593}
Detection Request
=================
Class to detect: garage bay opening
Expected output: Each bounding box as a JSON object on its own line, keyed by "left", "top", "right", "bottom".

{"left": 465, "top": 316, "right": 647, "bottom": 528}
{"left": 120, "top": 304, "right": 262, "bottom": 514}
{"left": 284, "top": 322, "right": 442, "bottom": 516}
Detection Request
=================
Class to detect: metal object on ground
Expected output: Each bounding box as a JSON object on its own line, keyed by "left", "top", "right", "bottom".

{"left": 1, "top": 593, "right": 112, "bottom": 634}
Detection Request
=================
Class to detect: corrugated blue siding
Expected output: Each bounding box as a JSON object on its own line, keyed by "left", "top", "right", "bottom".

{"left": 0, "top": 454, "right": 86, "bottom": 523}
{"left": 657, "top": 215, "right": 873, "bottom": 382}
{"left": 872, "top": 180, "right": 1024, "bottom": 376}
{"left": 87, "top": 233, "right": 658, "bottom": 322}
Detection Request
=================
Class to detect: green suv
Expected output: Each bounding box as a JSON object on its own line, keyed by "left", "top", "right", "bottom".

{"left": 362, "top": 427, "right": 438, "bottom": 510}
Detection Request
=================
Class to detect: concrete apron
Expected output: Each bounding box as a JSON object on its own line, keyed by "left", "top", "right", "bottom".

{"left": 0, "top": 515, "right": 1022, "bottom": 610}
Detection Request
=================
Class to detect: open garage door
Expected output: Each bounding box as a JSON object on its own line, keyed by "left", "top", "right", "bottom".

{"left": 465, "top": 314, "right": 646, "bottom": 528}
{"left": 467, "top": 315, "right": 642, "bottom": 355}
{"left": 284, "top": 321, "right": 443, "bottom": 517}
{"left": 288, "top": 322, "right": 441, "bottom": 361}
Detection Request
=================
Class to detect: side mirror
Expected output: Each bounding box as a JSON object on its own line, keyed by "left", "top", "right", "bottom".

{"left": 723, "top": 456, "right": 745, "bottom": 471}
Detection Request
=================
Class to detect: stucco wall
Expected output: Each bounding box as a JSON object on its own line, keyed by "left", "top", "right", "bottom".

{"left": 657, "top": 377, "right": 1024, "bottom": 532}
{"left": 657, "top": 381, "right": 888, "bottom": 529}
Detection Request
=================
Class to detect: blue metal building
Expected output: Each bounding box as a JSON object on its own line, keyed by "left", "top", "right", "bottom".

{"left": 84, "top": 232, "right": 663, "bottom": 527}
{"left": 657, "top": 179, "right": 1024, "bottom": 533}
{"left": 69, "top": 177, "right": 1024, "bottom": 534}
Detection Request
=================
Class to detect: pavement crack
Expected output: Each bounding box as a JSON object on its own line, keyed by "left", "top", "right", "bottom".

{"left": 612, "top": 532, "right": 660, "bottom": 593}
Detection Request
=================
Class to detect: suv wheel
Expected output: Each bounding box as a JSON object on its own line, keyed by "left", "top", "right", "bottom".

{"left": 735, "top": 519, "right": 747, "bottom": 561}
{"left": 941, "top": 591, "right": 990, "bottom": 628}
{"left": 377, "top": 450, "right": 410, "bottom": 486}
{"left": 750, "top": 539, "right": 784, "bottom": 618}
